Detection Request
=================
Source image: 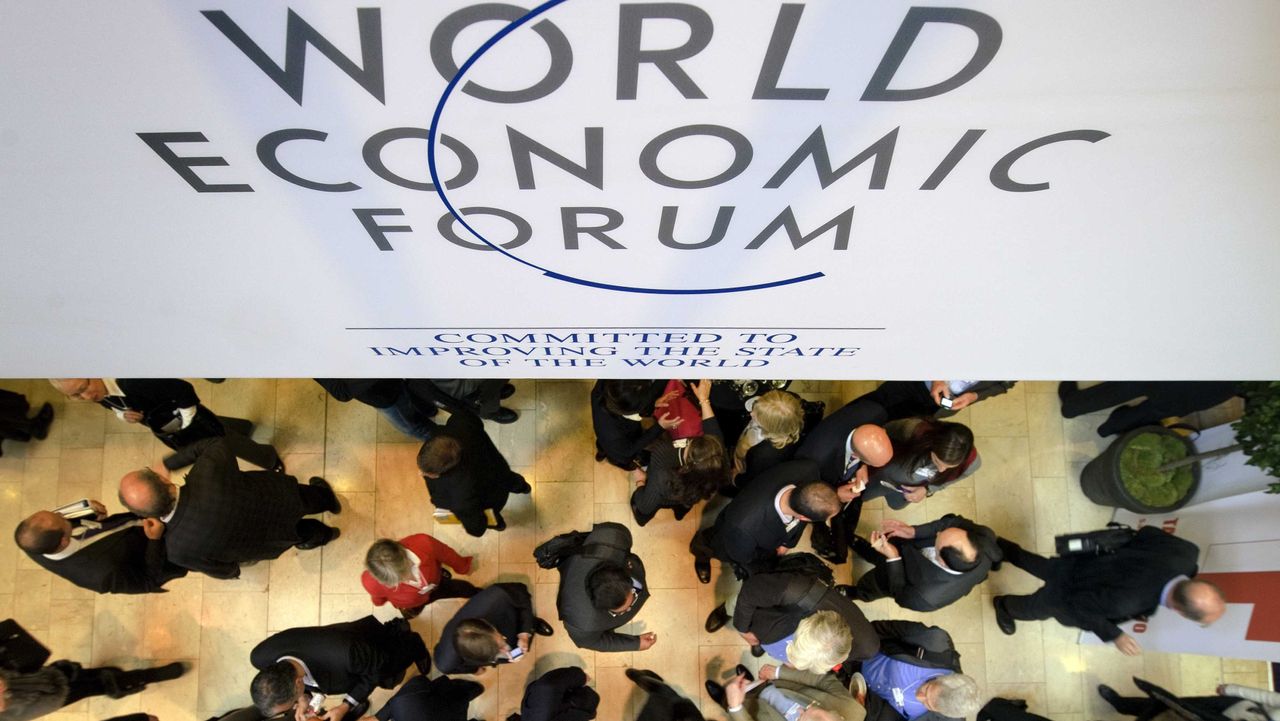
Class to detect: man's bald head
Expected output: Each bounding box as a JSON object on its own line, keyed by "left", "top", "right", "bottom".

{"left": 119, "top": 469, "right": 175, "bottom": 518}
{"left": 1172, "top": 579, "right": 1226, "bottom": 625}
{"left": 14, "top": 511, "right": 72, "bottom": 554}
{"left": 851, "top": 424, "right": 893, "bottom": 467}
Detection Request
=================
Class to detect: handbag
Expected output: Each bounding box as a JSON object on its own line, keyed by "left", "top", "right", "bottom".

{"left": 0, "top": 619, "right": 51, "bottom": 673}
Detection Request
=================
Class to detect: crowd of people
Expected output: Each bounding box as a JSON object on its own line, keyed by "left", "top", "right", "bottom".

{"left": 0, "top": 378, "right": 1266, "bottom": 721}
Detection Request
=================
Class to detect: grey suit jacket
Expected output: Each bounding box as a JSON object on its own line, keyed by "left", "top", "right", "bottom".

{"left": 555, "top": 522, "right": 649, "bottom": 652}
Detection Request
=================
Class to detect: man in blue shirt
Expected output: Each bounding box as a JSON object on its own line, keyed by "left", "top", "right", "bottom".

{"left": 854, "top": 621, "right": 980, "bottom": 721}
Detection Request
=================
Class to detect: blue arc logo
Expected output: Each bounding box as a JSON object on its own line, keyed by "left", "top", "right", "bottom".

{"left": 426, "top": 0, "right": 824, "bottom": 295}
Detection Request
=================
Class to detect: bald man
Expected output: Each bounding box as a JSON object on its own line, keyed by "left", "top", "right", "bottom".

{"left": 117, "top": 437, "right": 340, "bottom": 579}
{"left": 993, "top": 526, "right": 1225, "bottom": 655}
{"left": 14, "top": 501, "right": 186, "bottom": 594}
{"left": 796, "top": 397, "right": 894, "bottom": 564}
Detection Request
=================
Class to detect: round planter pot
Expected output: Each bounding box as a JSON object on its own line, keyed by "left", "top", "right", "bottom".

{"left": 1080, "top": 425, "right": 1201, "bottom": 513}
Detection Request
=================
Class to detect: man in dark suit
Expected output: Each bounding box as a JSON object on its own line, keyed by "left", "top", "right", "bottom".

{"left": 554, "top": 522, "right": 656, "bottom": 653}
{"left": 433, "top": 583, "right": 554, "bottom": 675}
{"left": 848, "top": 514, "right": 1000, "bottom": 612}
{"left": 373, "top": 674, "right": 484, "bottom": 721}
{"left": 50, "top": 378, "right": 280, "bottom": 470}
{"left": 14, "top": 501, "right": 186, "bottom": 594}
{"left": 795, "top": 398, "right": 893, "bottom": 564}
{"left": 857, "top": 621, "right": 981, "bottom": 721}
{"left": 625, "top": 668, "right": 704, "bottom": 721}
{"left": 508, "top": 667, "right": 600, "bottom": 721}
{"left": 117, "top": 437, "right": 341, "bottom": 579}
{"left": 992, "top": 525, "right": 1225, "bottom": 655}
{"left": 249, "top": 615, "right": 429, "bottom": 721}
{"left": 590, "top": 379, "right": 669, "bottom": 470}
{"left": 706, "top": 567, "right": 880, "bottom": 663}
{"left": 417, "top": 406, "right": 530, "bottom": 537}
{"left": 690, "top": 459, "right": 839, "bottom": 581}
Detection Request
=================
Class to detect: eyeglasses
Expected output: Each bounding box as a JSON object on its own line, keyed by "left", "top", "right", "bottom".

{"left": 608, "top": 589, "right": 638, "bottom": 617}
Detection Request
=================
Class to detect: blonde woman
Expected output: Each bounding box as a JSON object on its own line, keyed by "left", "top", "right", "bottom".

{"left": 733, "top": 390, "right": 805, "bottom": 489}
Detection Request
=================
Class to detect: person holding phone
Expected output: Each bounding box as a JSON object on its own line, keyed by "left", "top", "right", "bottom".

{"left": 861, "top": 382, "right": 1016, "bottom": 421}
{"left": 861, "top": 420, "right": 979, "bottom": 510}
{"left": 433, "top": 583, "right": 555, "bottom": 675}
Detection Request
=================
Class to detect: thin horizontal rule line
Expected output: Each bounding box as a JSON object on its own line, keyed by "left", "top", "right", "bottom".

{"left": 345, "top": 326, "right": 887, "bottom": 331}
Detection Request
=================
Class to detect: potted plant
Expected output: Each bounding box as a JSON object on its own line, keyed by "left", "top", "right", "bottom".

{"left": 1081, "top": 382, "right": 1280, "bottom": 512}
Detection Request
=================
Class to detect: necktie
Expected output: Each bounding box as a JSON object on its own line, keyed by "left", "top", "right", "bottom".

{"left": 842, "top": 457, "right": 861, "bottom": 483}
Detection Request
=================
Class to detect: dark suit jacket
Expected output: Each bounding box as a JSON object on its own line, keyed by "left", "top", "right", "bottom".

{"left": 796, "top": 399, "right": 889, "bottom": 486}
{"left": 433, "top": 583, "right": 536, "bottom": 674}
{"left": 425, "top": 408, "right": 523, "bottom": 537}
{"left": 864, "top": 621, "right": 964, "bottom": 721}
{"left": 250, "top": 616, "right": 425, "bottom": 707}
{"left": 1060, "top": 525, "right": 1201, "bottom": 641}
{"left": 708, "top": 459, "right": 821, "bottom": 575}
{"left": 736, "top": 437, "right": 798, "bottom": 489}
{"left": 518, "top": 667, "right": 599, "bottom": 721}
{"left": 26, "top": 513, "right": 186, "bottom": 594}
{"left": 732, "top": 571, "right": 880, "bottom": 661}
{"left": 590, "top": 380, "right": 666, "bottom": 469}
{"left": 630, "top": 417, "right": 723, "bottom": 525}
{"left": 164, "top": 438, "right": 308, "bottom": 578}
{"left": 882, "top": 515, "right": 996, "bottom": 612}
{"left": 373, "top": 675, "right": 483, "bottom": 721}
{"left": 556, "top": 523, "right": 649, "bottom": 652}
{"left": 103, "top": 379, "right": 202, "bottom": 433}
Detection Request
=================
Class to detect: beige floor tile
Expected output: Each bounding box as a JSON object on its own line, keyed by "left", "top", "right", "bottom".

{"left": 56, "top": 447, "right": 103, "bottom": 503}
{"left": 47, "top": 597, "right": 94, "bottom": 660}
{"left": 319, "top": 593, "right": 377, "bottom": 625}
{"left": 596, "top": 664, "right": 643, "bottom": 721}
{"left": 981, "top": 593, "right": 1045, "bottom": 684}
{"left": 268, "top": 548, "right": 322, "bottom": 632}
{"left": 638, "top": 588, "right": 701, "bottom": 706}
{"left": 593, "top": 459, "right": 632, "bottom": 505}
{"left": 630, "top": 510, "right": 700, "bottom": 590}
{"left": 1031, "top": 475, "right": 1073, "bottom": 555}
{"left": 1027, "top": 391, "right": 1067, "bottom": 478}
{"left": 955, "top": 642, "right": 987, "bottom": 689}
{"left": 974, "top": 436, "right": 1035, "bottom": 547}
{"left": 1063, "top": 412, "right": 1112, "bottom": 465}
{"left": 207, "top": 379, "right": 278, "bottom": 439}
{"left": 0, "top": 483, "right": 22, "bottom": 590}
{"left": 373, "top": 442, "right": 434, "bottom": 539}
{"left": 321, "top": 491, "right": 375, "bottom": 594}
{"left": 500, "top": 477, "right": 538, "bottom": 565}
{"left": 197, "top": 591, "right": 268, "bottom": 715}
{"left": 275, "top": 379, "right": 328, "bottom": 455}
{"left": 1177, "top": 653, "right": 1226, "bottom": 695}
{"left": 534, "top": 381, "right": 595, "bottom": 483}
{"left": 534, "top": 482, "right": 594, "bottom": 585}
{"left": 142, "top": 580, "right": 204, "bottom": 659}
{"left": 970, "top": 383, "right": 1029, "bottom": 437}
{"left": 21, "top": 456, "right": 59, "bottom": 519}
{"left": 59, "top": 403, "right": 107, "bottom": 449}
{"left": 494, "top": 410, "right": 536, "bottom": 468}
{"left": 323, "top": 396, "right": 378, "bottom": 492}
{"left": 1043, "top": 620, "right": 1087, "bottom": 713}
{"left": 14, "top": 569, "right": 52, "bottom": 637}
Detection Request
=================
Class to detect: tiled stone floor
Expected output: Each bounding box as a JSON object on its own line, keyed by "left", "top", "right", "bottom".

{"left": 0, "top": 379, "right": 1267, "bottom": 721}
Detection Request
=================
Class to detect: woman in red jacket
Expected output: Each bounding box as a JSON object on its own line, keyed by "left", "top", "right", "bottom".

{"left": 361, "top": 534, "right": 480, "bottom": 618}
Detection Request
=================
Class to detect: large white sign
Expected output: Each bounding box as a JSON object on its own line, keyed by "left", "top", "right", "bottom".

{"left": 2, "top": 2, "right": 1278, "bottom": 377}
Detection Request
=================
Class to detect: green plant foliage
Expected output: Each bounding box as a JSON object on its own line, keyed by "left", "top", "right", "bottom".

{"left": 1234, "top": 381, "right": 1280, "bottom": 479}
{"left": 1119, "top": 431, "right": 1194, "bottom": 507}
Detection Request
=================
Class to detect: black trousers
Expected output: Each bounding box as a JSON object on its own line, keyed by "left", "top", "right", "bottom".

{"left": 1103, "top": 693, "right": 1238, "bottom": 721}
{"left": 1058, "top": 382, "right": 1238, "bottom": 437}
{"left": 861, "top": 381, "right": 939, "bottom": 421}
{"left": 997, "top": 540, "right": 1074, "bottom": 623}
{"left": 157, "top": 407, "right": 281, "bottom": 469}
{"left": 53, "top": 660, "right": 173, "bottom": 705}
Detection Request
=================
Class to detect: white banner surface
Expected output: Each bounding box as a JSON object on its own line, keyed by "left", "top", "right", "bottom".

{"left": 2, "top": 2, "right": 1278, "bottom": 377}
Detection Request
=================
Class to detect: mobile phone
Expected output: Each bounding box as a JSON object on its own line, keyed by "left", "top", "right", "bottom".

{"left": 938, "top": 396, "right": 954, "bottom": 409}
{"left": 879, "top": 480, "right": 905, "bottom": 494}
{"left": 508, "top": 646, "right": 524, "bottom": 661}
